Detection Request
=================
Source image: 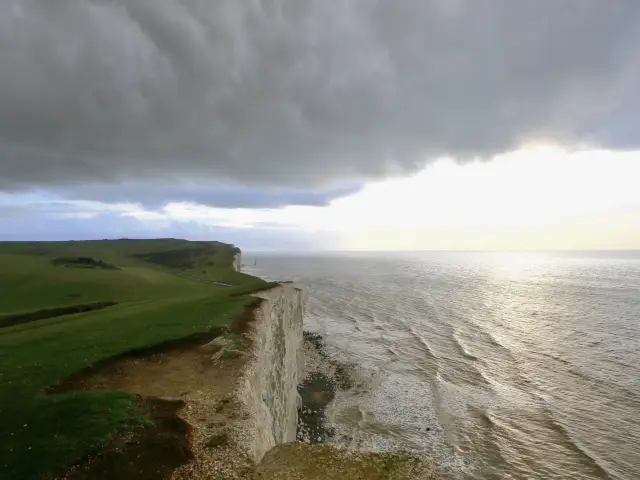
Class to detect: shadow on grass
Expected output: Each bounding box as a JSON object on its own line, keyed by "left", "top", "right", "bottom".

{"left": 0, "top": 301, "right": 118, "bottom": 328}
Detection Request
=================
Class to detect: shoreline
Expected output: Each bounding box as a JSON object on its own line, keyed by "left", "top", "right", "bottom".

{"left": 297, "top": 332, "right": 336, "bottom": 444}
{"left": 297, "top": 331, "right": 364, "bottom": 445}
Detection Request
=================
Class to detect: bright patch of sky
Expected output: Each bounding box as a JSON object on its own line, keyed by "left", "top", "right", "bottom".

{"left": 6, "top": 146, "right": 634, "bottom": 250}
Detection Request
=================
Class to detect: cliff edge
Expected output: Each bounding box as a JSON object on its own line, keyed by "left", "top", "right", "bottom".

{"left": 239, "top": 283, "right": 305, "bottom": 461}
{"left": 0, "top": 239, "right": 433, "bottom": 479}
{"left": 171, "top": 281, "right": 434, "bottom": 479}
{"left": 173, "top": 282, "right": 306, "bottom": 478}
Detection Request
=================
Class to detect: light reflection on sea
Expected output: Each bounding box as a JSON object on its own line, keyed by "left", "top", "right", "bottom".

{"left": 245, "top": 251, "right": 640, "bottom": 479}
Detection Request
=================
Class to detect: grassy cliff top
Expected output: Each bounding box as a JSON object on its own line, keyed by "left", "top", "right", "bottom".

{"left": 0, "top": 239, "right": 267, "bottom": 479}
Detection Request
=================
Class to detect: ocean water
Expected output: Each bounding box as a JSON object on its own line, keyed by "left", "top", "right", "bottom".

{"left": 245, "top": 251, "right": 640, "bottom": 480}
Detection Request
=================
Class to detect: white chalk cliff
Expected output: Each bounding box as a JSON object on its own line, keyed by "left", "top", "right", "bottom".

{"left": 237, "top": 282, "right": 305, "bottom": 463}
{"left": 232, "top": 252, "right": 242, "bottom": 272}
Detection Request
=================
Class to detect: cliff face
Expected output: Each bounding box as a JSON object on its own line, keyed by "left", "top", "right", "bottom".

{"left": 233, "top": 252, "right": 242, "bottom": 272}
{"left": 171, "top": 282, "right": 306, "bottom": 479}
{"left": 233, "top": 283, "right": 433, "bottom": 479}
{"left": 238, "top": 282, "right": 305, "bottom": 462}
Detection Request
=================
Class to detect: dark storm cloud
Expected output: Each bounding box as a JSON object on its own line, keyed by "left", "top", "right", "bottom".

{"left": 1, "top": 0, "right": 639, "bottom": 206}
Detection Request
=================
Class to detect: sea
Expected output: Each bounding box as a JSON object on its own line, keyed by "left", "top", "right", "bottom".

{"left": 244, "top": 251, "right": 640, "bottom": 480}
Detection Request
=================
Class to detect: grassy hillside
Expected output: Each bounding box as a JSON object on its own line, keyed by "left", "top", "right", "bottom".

{"left": 0, "top": 239, "right": 269, "bottom": 479}
{"left": 0, "top": 238, "right": 257, "bottom": 315}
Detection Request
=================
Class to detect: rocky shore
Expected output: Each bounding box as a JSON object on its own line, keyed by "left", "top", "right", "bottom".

{"left": 297, "top": 331, "right": 361, "bottom": 444}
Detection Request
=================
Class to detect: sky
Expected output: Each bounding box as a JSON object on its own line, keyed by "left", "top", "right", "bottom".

{"left": 1, "top": 1, "right": 640, "bottom": 250}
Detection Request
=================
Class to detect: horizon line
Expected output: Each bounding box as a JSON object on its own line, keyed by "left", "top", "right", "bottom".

{"left": 244, "top": 248, "right": 640, "bottom": 253}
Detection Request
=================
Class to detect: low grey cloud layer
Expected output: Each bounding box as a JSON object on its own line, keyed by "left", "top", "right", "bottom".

{"left": 1, "top": 1, "right": 639, "bottom": 206}
{"left": 62, "top": 181, "right": 362, "bottom": 208}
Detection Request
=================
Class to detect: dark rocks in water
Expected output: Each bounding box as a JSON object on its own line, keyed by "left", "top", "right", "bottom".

{"left": 297, "top": 372, "right": 336, "bottom": 444}
{"left": 302, "top": 331, "right": 358, "bottom": 387}
{"left": 334, "top": 363, "right": 356, "bottom": 390}
{"left": 298, "top": 332, "right": 339, "bottom": 445}
{"left": 298, "top": 331, "right": 364, "bottom": 445}
{"left": 303, "top": 331, "right": 326, "bottom": 356}
{"left": 299, "top": 372, "right": 336, "bottom": 407}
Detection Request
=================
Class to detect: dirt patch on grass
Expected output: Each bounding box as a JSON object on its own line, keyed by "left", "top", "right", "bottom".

{"left": 48, "top": 301, "right": 263, "bottom": 479}
{"left": 51, "top": 335, "right": 251, "bottom": 479}
{"left": 48, "top": 329, "right": 242, "bottom": 399}
{"left": 171, "top": 302, "right": 266, "bottom": 480}
{"left": 46, "top": 295, "right": 263, "bottom": 395}
{"left": 57, "top": 397, "right": 191, "bottom": 480}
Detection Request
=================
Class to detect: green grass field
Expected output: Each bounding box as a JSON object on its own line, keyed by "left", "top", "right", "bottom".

{"left": 0, "top": 239, "right": 267, "bottom": 479}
